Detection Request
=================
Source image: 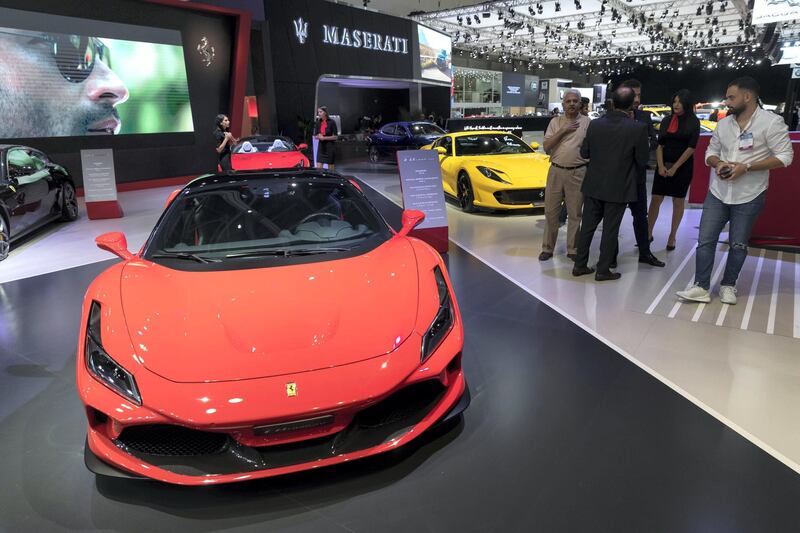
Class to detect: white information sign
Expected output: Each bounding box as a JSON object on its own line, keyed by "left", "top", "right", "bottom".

{"left": 752, "top": 0, "right": 800, "bottom": 25}
{"left": 397, "top": 150, "right": 448, "bottom": 230}
{"left": 793, "top": 67, "right": 800, "bottom": 79}
{"left": 80, "top": 149, "right": 117, "bottom": 202}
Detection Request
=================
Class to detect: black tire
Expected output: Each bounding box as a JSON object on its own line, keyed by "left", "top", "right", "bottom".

{"left": 60, "top": 181, "right": 79, "bottom": 221}
{"left": 368, "top": 145, "right": 380, "bottom": 163}
{"left": 0, "top": 214, "right": 9, "bottom": 262}
{"left": 457, "top": 172, "right": 476, "bottom": 213}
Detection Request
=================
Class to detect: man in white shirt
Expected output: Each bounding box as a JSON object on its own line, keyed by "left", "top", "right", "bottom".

{"left": 677, "top": 77, "right": 794, "bottom": 304}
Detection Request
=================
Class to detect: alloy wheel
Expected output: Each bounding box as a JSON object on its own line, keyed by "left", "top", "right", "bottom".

{"left": 0, "top": 217, "right": 9, "bottom": 261}
{"left": 62, "top": 183, "right": 79, "bottom": 220}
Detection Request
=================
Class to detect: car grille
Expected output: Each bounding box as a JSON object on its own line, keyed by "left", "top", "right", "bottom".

{"left": 116, "top": 425, "right": 230, "bottom": 456}
{"left": 494, "top": 188, "right": 545, "bottom": 205}
{"left": 111, "top": 380, "right": 449, "bottom": 476}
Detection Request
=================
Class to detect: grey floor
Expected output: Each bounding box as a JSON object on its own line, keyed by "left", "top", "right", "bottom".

{"left": 1, "top": 181, "right": 799, "bottom": 532}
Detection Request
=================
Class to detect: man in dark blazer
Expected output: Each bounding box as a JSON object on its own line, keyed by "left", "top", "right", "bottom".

{"left": 612, "top": 79, "right": 665, "bottom": 268}
{"left": 573, "top": 87, "right": 650, "bottom": 281}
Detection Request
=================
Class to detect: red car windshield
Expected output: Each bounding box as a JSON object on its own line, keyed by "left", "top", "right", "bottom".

{"left": 143, "top": 177, "right": 391, "bottom": 264}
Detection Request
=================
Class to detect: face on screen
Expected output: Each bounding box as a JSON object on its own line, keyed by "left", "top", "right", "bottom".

{"left": 0, "top": 17, "right": 194, "bottom": 139}
{"left": 0, "top": 29, "right": 130, "bottom": 138}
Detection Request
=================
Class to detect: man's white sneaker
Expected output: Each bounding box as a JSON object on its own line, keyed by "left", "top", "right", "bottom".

{"left": 719, "top": 286, "right": 738, "bottom": 305}
{"left": 676, "top": 284, "right": 711, "bottom": 303}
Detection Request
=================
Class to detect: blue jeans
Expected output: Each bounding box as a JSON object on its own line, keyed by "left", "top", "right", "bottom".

{"left": 695, "top": 191, "right": 766, "bottom": 290}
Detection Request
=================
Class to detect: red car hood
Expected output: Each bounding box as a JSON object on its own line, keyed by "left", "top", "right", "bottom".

{"left": 231, "top": 151, "right": 306, "bottom": 170}
{"left": 120, "top": 239, "right": 419, "bottom": 383}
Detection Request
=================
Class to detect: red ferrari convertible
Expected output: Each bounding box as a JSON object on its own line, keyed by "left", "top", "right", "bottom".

{"left": 223, "top": 135, "right": 310, "bottom": 171}
{"left": 78, "top": 170, "right": 468, "bottom": 485}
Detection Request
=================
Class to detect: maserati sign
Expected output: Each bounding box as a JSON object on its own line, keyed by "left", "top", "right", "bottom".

{"left": 322, "top": 25, "right": 408, "bottom": 54}
{"left": 291, "top": 17, "right": 408, "bottom": 54}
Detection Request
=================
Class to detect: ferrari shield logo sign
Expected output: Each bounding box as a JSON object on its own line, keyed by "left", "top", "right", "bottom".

{"left": 286, "top": 382, "right": 298, "bottom": 397}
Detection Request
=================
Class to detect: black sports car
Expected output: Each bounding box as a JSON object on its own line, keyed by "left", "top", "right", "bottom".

{"left": 0, "top": 145, "right": 79, "bottom": 260}
{"left": 367, "top": 121, "right": 446, "bottom": 163}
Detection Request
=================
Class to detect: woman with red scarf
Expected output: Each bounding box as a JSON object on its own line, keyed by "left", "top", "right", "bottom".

{"left": 648, "top": 89, "right": 701, "bottom": 250}
{"left": 314, "top": 106, "right": 338, "bottom": 171}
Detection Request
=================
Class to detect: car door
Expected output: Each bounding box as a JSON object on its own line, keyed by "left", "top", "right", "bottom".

{"left": 397, "top": 125, "right": 413, "bottom": 151}
{"left": 27, "top": 149, "right": 59, "bottom": 217}
{"left": 6, "top": 148, "right": 52, "bottom": 234}
{"left": 435, "top": 136, "right": 458, "bottom": 196}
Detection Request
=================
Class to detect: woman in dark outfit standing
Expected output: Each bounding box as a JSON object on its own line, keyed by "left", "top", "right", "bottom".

{"left": 648, "top": 89, "right": 701, "bottom": 250}
{"left": 314, "top": 106, "right": 338, "bottom": 171}
{"left": 214, "top": 114, "right": 237, "bottom": 171}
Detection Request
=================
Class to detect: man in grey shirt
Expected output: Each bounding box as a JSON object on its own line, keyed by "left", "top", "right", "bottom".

{"left": 677, "top": 77, "right": 794, "bottom": 305}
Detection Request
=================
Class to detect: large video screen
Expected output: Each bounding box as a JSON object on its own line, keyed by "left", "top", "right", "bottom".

{"left": 418, "top": 25, "right": 452, "bottom": 83}
{"left": 0, "top": 7, "right": 194, "bottom": 139}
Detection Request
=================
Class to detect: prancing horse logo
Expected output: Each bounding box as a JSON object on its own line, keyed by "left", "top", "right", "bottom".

{"left": 286, "top": 382, "right": 298, "bottom": 397}
{"left": 294, "top": 17, "right": 308, "bottom": 44}
{"left": 196, "top": 37, "right": 215, "bottom": 67}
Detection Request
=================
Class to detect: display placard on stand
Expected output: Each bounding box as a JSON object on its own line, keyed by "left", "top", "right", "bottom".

{"left": 80, "top": 149, "right": 123, "bottom": 219}
{"left": 396, "top": 150, "right": 448, "bottom": 253}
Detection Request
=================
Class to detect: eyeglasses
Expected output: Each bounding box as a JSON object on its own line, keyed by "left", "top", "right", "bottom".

{"left": 0, "top": 29, "right": 108, "bottom": 83}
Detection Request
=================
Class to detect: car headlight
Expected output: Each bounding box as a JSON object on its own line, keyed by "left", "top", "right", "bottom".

{"left": 476, "top": 166, "right": 511, "bottom": 184}
{"left": 420, "top": 266, "right": 455, "bottom": 363}
{"left": 85, "top": 301, "right": 142, "bottom": 405}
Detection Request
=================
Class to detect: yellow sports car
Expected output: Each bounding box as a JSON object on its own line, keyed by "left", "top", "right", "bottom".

{"left": 699, "top": 119, "right": 718, "bottom": 132}
{"left": 422, "top": 131, "right": 550, "bottom": 212}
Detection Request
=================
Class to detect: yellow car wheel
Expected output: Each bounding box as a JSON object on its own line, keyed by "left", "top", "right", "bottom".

{"left": 457, "top": 172, "right": 476, "bottom": 213}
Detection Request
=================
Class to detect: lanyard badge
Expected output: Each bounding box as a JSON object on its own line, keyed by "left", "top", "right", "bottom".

{"left": 738, "top": 132, "right": 754, "bottom": 152}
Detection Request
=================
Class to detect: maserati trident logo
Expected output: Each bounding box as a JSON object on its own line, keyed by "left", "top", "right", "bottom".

{"left": 196, "top": 36, "right": 215, "bottom": 67}
{"left": 294, "top": 17, "right": 308, "bottom": 44}
{"left": 286, "top": 382, "right": 298, "bottom": 397}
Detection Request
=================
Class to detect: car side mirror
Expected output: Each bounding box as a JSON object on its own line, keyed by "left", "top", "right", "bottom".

{"left": 164, "top": 189, "right": 181, "bottom": 209}
{"left": 530, "top": 142, "right": 540, "bottom": 151}
{"left": 297, "top": 143, "right": 308, "bottom": 150}
{"left": 436, "top": 147, "right": 447, "bottom": 155}
{"left": 398, "top": 209, "right": 425, "bottom": 237}
{"left": 96, "top": 232, "right": 135, "bottom": 260}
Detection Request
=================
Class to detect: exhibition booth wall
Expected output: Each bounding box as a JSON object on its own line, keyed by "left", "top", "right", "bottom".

{"left": 261, "top": 0, "right": 450, "bottom": 140}
{"left": 0, "top": 0, "right": 250, "bottom": 188}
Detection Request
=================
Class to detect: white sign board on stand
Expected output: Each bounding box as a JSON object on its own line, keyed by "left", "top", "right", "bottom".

{"left": 80, "top": 149, "right": 117, "bottom": 202}
{"left": 80, "top": 148, "right": 122, "bottom": 219}
{"left": 396, "top": 149, "right": 448, "bottom": 252}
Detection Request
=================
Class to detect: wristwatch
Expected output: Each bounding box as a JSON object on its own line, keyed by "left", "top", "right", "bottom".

{"left": 745, "top": 162, "right": 752, "bottom": 172}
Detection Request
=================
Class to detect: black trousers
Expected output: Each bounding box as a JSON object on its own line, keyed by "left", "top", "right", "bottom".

{"left": 614, "top": 181, "right": 650, "bottom": 261}
{"left": 575, "top": 196, "right": 627, "bottom": 274}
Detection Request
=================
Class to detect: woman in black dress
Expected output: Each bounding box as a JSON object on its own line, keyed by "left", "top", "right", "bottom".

{"left": 314, "top": 106, "right": 338, "bottom": 171}
{"left": 648, "top": 89, "right": 701, "bottom": 250}
{"left": 213, "top": 114, "right": 237, "bottom": 171}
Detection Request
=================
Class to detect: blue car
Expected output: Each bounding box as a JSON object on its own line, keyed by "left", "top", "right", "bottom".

{"left": 367, "top": 122, "right": 446, "bottom": 163}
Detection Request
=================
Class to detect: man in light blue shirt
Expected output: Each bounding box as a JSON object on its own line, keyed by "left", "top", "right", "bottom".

{"left": 678, "top": 77, "right": 794, "bottom": 305}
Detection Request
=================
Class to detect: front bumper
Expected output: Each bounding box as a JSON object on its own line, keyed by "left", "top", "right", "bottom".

{"left": 80, "top": 326, "right": 466, "bottom": 485}
{"left": 470, "top": 174, "right": 547, "bottom": 210}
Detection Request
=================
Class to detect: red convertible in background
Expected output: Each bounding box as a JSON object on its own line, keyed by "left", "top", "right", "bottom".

{"left": 224, "top": 135, "right": 310, "bottom": 171}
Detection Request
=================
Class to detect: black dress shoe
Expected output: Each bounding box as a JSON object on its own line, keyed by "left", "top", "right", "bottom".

{"left": 572, "top": 265, "right": 595, "bottom": 277}
{"left": 666, "top": 242, "right": 676, "bottom": 251}
{"left": 539, "top": 251, "right": 553, "bottom": 261}
{"left": 595, "top": 271, "right": 622, "bottom": 281}
{"left": 639, "top": 253, "right": 665, "bottom": 267}
{"left": 567, "top": 253, "right": 577, "bottom": 261}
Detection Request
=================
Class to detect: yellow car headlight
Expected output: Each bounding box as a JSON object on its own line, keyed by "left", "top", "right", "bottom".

{"left": 476, "top": 166, "right": 511, "bottom": 184}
